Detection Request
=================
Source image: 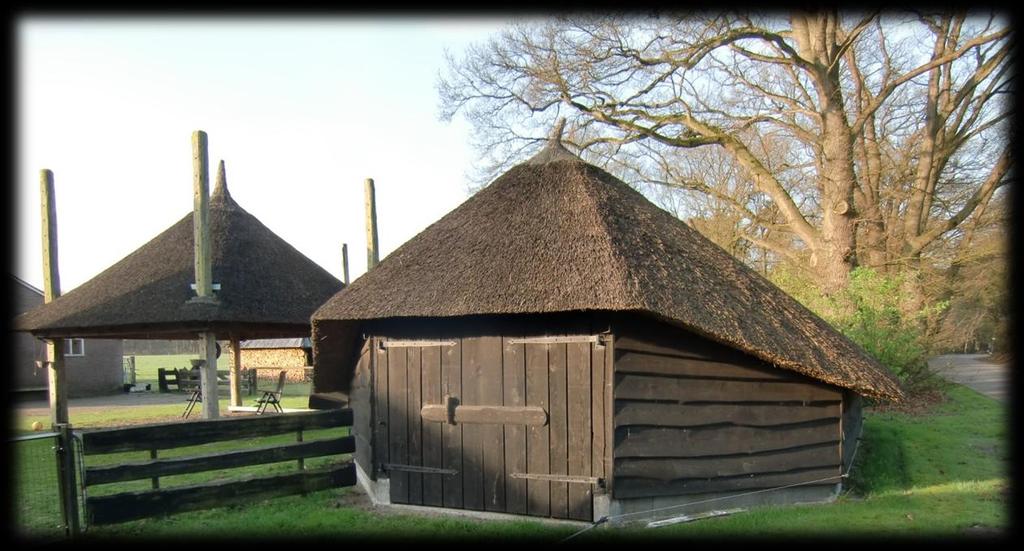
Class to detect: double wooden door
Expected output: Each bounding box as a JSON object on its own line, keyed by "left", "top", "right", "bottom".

{"left": 371, "top": 334, "right": 607, "bottom": 521}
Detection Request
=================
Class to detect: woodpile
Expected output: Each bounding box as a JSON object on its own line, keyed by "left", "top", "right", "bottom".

{"left": 223, "top": 347, "right": 310, "bottom": 383}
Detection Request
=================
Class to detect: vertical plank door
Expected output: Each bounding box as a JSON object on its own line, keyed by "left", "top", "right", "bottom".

{"left": 380, "top": 332, "right": 600, "bottom": 521}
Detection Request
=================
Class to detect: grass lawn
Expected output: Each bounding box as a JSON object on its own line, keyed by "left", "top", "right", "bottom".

{"left": 132, "top": 353, "right": 198, "bottom": 383}
{"left": 12, "top": 354, "right": 312, "bottom": 433}
{"left": 13, "top": 381, "right": 1007, "bottom": 541}
{"left": 13, "top": 389, "right": 314, "bottom": 433}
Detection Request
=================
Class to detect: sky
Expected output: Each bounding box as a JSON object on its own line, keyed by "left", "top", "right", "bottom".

{"left": 14, "top": 17, "right": 516, "bottom": 292}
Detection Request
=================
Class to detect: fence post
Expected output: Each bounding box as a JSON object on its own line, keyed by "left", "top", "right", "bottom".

{"left": 150, "top": 449, "right": 160, "bottom": 489}
{"left": 124, "top": 356, "right": 136, "bottom": 387}
{"left": 54, "top": 423, "right": 81, "bottom": 537}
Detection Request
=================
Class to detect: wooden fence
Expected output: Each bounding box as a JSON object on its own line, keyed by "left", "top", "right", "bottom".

{"left": 78, "top": 409, "right": 355, "bottom": 526}
{"left": 157, "top": 367, "right": 256, "bottom": 394}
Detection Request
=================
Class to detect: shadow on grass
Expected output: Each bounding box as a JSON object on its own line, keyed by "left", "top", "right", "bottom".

{"left": 848, "top": 421, "right": 911, "bottom": 496}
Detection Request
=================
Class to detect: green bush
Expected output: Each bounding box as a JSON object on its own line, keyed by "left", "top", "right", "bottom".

{"left": 771, "top": 266, "right": 947, "bottom": 394}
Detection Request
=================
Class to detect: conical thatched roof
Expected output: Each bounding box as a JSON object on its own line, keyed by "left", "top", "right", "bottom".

{"left": 312, "top": 131, "right": 903, "bottom": 402}
{"left": 14, "top": 169, "right": 343, "bottom": 340}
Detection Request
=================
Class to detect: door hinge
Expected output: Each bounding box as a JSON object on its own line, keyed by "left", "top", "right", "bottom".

{"left": 383, "top": 463, "right": 458, "bottom": 475}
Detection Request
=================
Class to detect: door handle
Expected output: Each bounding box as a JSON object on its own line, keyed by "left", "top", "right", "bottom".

{"left": 445, "top": 394, "right": 458, "bottom": 424}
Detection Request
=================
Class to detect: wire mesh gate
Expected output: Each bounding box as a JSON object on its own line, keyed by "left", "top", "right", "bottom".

{"left": 10, "top": 425, "right": 82, "bottom": 542}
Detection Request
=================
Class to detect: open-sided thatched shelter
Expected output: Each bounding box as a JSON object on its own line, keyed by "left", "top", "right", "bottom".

{"left": 15, "top": 167, "right": 341, "bottom": 341}
{"left": 14, "top": 161, "right": 343, "bottom": 417}
{"left": 309, "top": 123, "right": 903, "bottom": 523}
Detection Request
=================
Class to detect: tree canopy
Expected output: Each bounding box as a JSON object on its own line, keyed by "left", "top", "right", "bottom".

{"left": 439, "top": 11, "right": 1012, "bottom": 297}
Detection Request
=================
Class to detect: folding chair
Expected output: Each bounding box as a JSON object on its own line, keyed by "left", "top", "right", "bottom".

{"left": 254, "top": 371, "right": 287, "bottom": 415}
{"left": 182, "top": 388, "right": 202, "bottom": 418}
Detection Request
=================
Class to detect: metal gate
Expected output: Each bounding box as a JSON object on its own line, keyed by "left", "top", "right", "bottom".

{"left": 373, "top": 334, "right": 608, "bottom": 521}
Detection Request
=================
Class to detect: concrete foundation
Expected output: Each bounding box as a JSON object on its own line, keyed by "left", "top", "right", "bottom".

{"left": 355, "top": 461, "right": 390, "bottom": 506}
{"left": 606, "top": 483, "right": 842, "bottom": 526}
{"left": 353, "top": 462, "right": 841, "bottom": 527}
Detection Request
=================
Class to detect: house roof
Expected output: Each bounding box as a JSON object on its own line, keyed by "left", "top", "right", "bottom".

{"left": 311, "top": 127, "right": 903, "bottom": 403}
{"left": 13, "top": 163, "right": 343, "bottom": 340}
{"left": 10, "top": 273, "right": 44, "bottom": 297}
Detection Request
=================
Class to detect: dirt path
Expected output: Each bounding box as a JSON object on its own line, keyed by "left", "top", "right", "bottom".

{"left": 928, "top": 354, "right": 1008, "bottom": 402}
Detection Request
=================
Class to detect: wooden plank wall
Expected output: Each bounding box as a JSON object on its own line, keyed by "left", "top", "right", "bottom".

{"left": 611, "top": 317, "right": 845, "bottom": 500}
{"left": 350, "top": 338, "right": 373, "bottom": 477}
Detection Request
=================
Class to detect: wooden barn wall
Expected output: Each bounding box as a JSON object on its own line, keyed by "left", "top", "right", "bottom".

{"left": 359, "top": 313, "right": 610, "bottom": 521}
{"left": 609, "top": 314, "right": 844, "bottom": 500}
{"left": 349, "top": 337, "right": 374, "bottom": 476}
{"left": 311, "top": 320, "right": 362, "bottom": 394}
{"left": 841, "top": 389, "right": 864, "bottom": 472}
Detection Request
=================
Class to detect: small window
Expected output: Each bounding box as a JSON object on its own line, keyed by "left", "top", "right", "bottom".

{"left": 64, "top": 338, "right": 85, "bottom": 357}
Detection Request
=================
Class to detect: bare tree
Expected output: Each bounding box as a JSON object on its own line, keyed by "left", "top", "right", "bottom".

{"left": 439, "top": 10, "right": 1012, "bottom": 294}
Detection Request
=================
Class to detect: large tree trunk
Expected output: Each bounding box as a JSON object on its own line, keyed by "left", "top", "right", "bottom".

{"left": 793, "top": 11, "right": 859, "bottom": 293}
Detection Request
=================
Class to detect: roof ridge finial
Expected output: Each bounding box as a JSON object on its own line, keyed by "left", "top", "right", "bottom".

{"left": 212, "top": 159, "right": 231, "bottom": 201}
{"left": 524, "top": 116, "right": 580, "bottom": 166}
{"left": 551, "top": 117, "right": 567, "bottom": 144}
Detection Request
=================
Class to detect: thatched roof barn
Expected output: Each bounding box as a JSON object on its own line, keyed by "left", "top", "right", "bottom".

{"left": 309, "top": 123, "right": 902, "bottom": 523}
{"left": 14, "top": 169, "right": 343, "bottom": 341}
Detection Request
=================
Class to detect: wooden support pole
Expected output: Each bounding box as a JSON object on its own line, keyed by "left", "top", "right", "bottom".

{"left": 40, "top": 170, "right": 61, "bottom": 303}
{"left": 341, "top": 243, "right": 350, "bottom": 285}
{"left": 199, "top": 333, "right": 219, "bottom": 419}
{"left": 191, "top": 130, "right": 219, "bottom": 419}
{"left": 364, "top": 178, "right": 379, "bottom": 270}
{"left": 229, "top": 338, "right": 242, "bottom": 407}
{"left": 192, "top": 130, "right": 213, "bottom": 300}
{"left": 40, "top": 169, "right": 68, "bottom": 426}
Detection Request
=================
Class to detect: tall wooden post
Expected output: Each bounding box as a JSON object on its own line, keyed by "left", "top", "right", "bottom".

{"left": 229, "top": 338, "right": 242, "bottom": 407}
{"left": 364, "top": 178, "right": 379, "bottom": 270}
{"left": 197, "top": 334, "right": 218, "bottom": 418}
{"left": 40, "top": 169, "right": 68, "bottom": 427}
{"left": 341, "top": 243, "right": 350, "bottom": 285}
{"left": 191, "top": 130, "right": 219, "bottom": 419}
{"left": 193, "top": 131, "right": 213, "bottom": 299}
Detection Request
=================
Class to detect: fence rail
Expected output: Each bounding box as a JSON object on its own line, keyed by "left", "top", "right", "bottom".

{"left": 79, "top": 409, "right": 355, "bottom": 526}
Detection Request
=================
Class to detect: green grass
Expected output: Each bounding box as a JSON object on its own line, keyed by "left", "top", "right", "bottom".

{"left": 14, "top": 382, "right": 1007, "bottom": 540}
{"left": 14, "top": 390, "right": 314, "bottom": 433}
{"left": 13, "top": 353, "right": 313, "bottom": 433}
{"left": 131, "top": 353, "right": 197, "bottom": 387}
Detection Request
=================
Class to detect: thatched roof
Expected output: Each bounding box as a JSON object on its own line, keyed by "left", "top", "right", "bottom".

{"left": 14, "top": 167, "right": 343, "bottom": 340}
{"left": 240, "top": 338, "right": 311, "bottom": 349}
{"left": 312, "top": 133, "right": 904, "bottom": 402}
